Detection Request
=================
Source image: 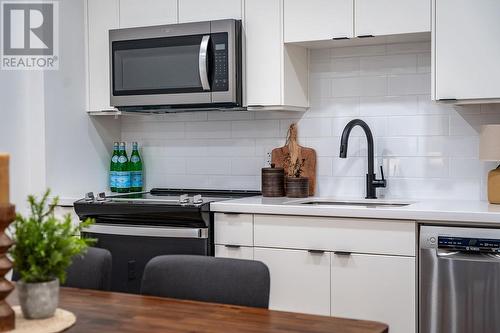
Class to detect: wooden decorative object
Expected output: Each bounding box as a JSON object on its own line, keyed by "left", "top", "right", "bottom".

{"left": 285, "top": 177, "right": 309, "bottom": 198}
{"left": 272, "top": 124, "right": 317, "bottom": 196}
{"left": 261, "top": 167, "right": 285, "bottom": 197}
{"left": 488, "top": 167, "right": 500, "bottom": 204}
{"left": 0, "top": 205, "right": 15, "bottom": 331}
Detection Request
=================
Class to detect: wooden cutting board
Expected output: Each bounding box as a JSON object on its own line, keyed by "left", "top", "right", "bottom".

{"left": 271, "top": 124, "right": 317, "bottom": 196}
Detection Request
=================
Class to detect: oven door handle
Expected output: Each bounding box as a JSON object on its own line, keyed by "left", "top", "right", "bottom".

{"left": 83, "top": 224, "right": 208, "bottom": 239}
{"left": 199, "top": 35, "right": 211, "bottom": 91}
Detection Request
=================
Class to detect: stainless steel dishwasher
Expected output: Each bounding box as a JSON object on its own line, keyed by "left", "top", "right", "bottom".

{"left": 420, "top": 225, "right": 500, "bottom": 333}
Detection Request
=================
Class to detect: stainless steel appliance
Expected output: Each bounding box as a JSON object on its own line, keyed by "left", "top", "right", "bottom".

{"left": 74, "top": 188, "right": 259, "bottom": 294}
{"left": 420, "top": 225, "right": 500, "bottom": 333}
{"left": 109, "top": 19, "right": 242, "bottom": 112}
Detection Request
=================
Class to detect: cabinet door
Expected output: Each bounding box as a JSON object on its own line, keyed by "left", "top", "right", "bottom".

{"left": 120, "top": 0, "right": 177, "bottom": 28}
{"left": 87, "top": 0, "right": 119, "bottom": 112}
{"left": 178, "top": 0, "right": 242, "bottom": 23}
{"left": 215, "top": 245, "right": 253, "bottom": 260}
{"left": 355, "top": 0, "right": 430, "bottom": 36}
{"left": 245, "top": 0, "right": 282, "bottom": 106}
{"left": 254, "top": 247, "right": 330, "bottom": 315}
{"left": 331, "top": 253, "right": 415, "bottom": 333}
{"left": 435, "top": 0, "right": 500, "bottom": 100}
{"left": 284, "top": 0, "right": 353, "bottom": 42}
{"left": 214, "top": 213, "right": 253, "bottom": 246}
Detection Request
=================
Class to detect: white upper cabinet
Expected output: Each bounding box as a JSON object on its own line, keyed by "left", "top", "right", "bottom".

{"left": 178, "top": 0, "right": 242, "bottom": 23}
{"left": 284, "top": 0, "right": 354, "bottom": 42}
{"left": 119, "top": 0, "right": 177, "bottom": 28}
{"left": 355, "top": 0, "right": 430, "bottom": 36}
{"left": 86, "top": 0, "right": 119, "bottom": 112}
{"left": 245, "top": 0, "right": 309, "bottom": 110}
{"left": 434, "top": 0, "right": 500, "bottom": 101}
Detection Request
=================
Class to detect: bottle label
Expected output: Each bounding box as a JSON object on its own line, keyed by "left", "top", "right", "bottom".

{"left": 109, "top": 171, "right": 117, "bottom": 188}
{"left": 118, "top": 156, "right": 127, "bottom": 163}
{"left": 115, "top": 171, "right": 130, "bottom": 188}
{"left": 130, "top": 156, "right": 140, "bottom": 163}
{"left": 131, "top": 171, "right": 143, "bottom": 187}
{"left": 112, "top": 155, "right": 118, "bottom": 163}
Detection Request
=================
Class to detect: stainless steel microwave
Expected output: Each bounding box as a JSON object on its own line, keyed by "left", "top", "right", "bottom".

{"left": 109, "top": 19, "right": 242, "bottom": 112}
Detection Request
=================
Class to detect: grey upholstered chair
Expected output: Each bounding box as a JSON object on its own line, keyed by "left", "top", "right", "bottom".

{"left": 64, "top": 247, "right": 112, "bottom": 291}
{"left": 13, "top": 247, "right": 112, "bottom": 291}
{"left": 141, "top": 255, "right": 270, "bottom": 308}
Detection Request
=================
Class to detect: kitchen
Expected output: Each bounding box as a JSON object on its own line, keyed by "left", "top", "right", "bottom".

{"left": 1, "top": 0, "right": 500, "bottom": 332}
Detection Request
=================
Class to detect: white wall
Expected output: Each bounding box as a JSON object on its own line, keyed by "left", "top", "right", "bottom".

{"left": 122, "top": 41, "right": 500, "bottom": 201}
{"left": 0, "top": 71, "right": 45, "bottom": 211}
{"left": 1, "top": 0, "right": 119, "bottom": 208}
{"left": 44, "top": 0, "right": 120, "bottom": 201}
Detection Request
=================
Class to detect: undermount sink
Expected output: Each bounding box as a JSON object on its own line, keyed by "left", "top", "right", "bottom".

{"left": 294, "top": 200, "right": 412, "bottom": 208}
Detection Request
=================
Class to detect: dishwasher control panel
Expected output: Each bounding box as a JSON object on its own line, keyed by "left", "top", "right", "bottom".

{"left": 438, "top": 236, "right": 500, "bottom": 253}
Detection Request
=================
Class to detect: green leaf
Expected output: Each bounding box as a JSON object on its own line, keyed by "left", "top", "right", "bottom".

{"left": 9, "top": 189, "right": 95, "bottom": 283}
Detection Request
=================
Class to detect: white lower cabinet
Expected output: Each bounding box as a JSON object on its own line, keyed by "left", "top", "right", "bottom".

{"left": 215, "top": 213, "right": 416, "bottom": 330}
{"left": 215, "top": 245, "right": 254, "bottom": 260}
{"left": 331, "top": 253, "right": 415, "bottom": 333}
{"left": 254, "top": 247, "right": 331, "bottom": 316}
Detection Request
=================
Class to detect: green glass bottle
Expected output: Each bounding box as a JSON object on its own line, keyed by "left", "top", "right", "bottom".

{"left": 109, "top": 142, "right": 119, "bottom": 192}
{"left": 130, "top": 142, "right": 143, "bottom": 192}
{"left": 115, "top": 142, "right": 130, "bottom": 193}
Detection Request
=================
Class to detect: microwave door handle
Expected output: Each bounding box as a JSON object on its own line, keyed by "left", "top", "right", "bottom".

{"left": 199, "top": 35, "right": 211, "bottom": 91}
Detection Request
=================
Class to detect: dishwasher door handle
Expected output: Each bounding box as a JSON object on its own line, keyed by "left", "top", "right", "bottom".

{"left": 83, "top": 224, "right": 208, "bottom": 239}
{"left": 436, "top": 248, "right": 500, "bottom": 262}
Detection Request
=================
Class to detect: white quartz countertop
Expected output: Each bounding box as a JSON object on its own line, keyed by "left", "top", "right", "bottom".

{"left": 211, "top": 196, "right": 500, "bottom": 225}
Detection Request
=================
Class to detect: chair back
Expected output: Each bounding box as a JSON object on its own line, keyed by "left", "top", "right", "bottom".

{"left": 64, "top": 247, "right": 112, "bottom": 290}
{"left": 141, "top": 255, "right": 270, "bottom": 308}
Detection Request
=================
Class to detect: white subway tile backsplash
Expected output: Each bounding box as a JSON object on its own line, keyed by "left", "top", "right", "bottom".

{"left": 332, "top": 76, "right": 387, "bottom": 97}
{"left": 231, "top": 120, "right": 281, "bottom": 138}
{"left": 186, "top": 158, "right": 231, "bottom": 175}
{"left": 121, "top": 41, "right": 490, "bottom": 200}
{"left": 387, "top": 115, "right": 449, "bottom": 136}
{"left": 388, "top": 73, "right": 431, "bottom": 95}
{"left": 360, "top": 54, "right": 417, "bottom": 75}
{"left": 185, "top": 121, "right": 231, "bottom": 139}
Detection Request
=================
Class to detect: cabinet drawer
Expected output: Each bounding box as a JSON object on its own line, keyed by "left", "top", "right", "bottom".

{"left": 215, "top": 245, "right": 254, "bottom": 260}
{"left": 214, "top": 213, "right": 253, "bottom": 246}
{"left": 254, "top": 215, "right": 415, "bottom": 256}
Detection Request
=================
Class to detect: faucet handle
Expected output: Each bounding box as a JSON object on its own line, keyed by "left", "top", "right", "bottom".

{"left": 372, "top": 165, "right": 387, "bottom": 188}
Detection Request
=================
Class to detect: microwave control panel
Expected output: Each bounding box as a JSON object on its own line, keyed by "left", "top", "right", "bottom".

{"left": 212, "top": 33, "right": 229, "bottom": 92}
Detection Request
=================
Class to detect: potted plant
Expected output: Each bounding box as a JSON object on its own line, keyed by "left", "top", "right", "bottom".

{"left": 10, "top": 190, "right": 94, "bottom": 319}
{"left": 284, "top": 156, "right": 309, "bottom": 198}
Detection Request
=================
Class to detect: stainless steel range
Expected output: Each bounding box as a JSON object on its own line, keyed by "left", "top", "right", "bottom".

{"left": 74, "top": 188, "right": 259, "bottom": 294}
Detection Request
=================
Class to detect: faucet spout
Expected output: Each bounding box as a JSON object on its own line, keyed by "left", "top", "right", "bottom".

{"left": 339, "top": 119, "right": 386, "bottom": 199}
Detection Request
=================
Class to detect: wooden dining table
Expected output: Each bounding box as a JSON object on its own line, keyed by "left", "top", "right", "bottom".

{"left": 7, "top": 287, "right": 388, "bottom": 333}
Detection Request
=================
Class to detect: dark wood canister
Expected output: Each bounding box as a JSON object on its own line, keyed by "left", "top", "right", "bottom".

{"left": 262, "top": 167, "right": 285, "bottom": 197}
{"left": 286, "top": 177, "right": 310, "bottom": 198}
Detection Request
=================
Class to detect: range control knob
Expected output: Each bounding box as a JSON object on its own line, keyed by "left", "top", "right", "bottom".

{"left": 96, "top": 192, "right": 107, "bottom": 202}
{"left": 85, "top": 192, "right": 95, "bottom": 202}
{"left": 193, "top": 195, "right": 203, "bottom": 204}
{"left": 179, "top": 194, "right": 189, "bottom": 204}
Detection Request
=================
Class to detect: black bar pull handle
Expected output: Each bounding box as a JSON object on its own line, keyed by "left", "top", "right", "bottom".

{"left": 357, "top": 34, "right": 374, "bottom": 38}
{"left": 332, "top": 36, "right": 350, "bottom": 40}
{"left": 308, "top": 249, "right": 326, "bottom": 254}
{"left": 334, "top": 251, "right": 352, "bottom": 256}
{"left": 225, "top": 244, "right": 241, "bottom": 249}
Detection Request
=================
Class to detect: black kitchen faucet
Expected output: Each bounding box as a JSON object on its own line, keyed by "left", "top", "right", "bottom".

{"left": 339, "top": 119, "right": 386, "bottom": 199}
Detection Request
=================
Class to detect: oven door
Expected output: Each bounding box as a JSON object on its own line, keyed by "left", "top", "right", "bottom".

{"left": 83, "top": 224, "right": 209, "bottom": 294}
